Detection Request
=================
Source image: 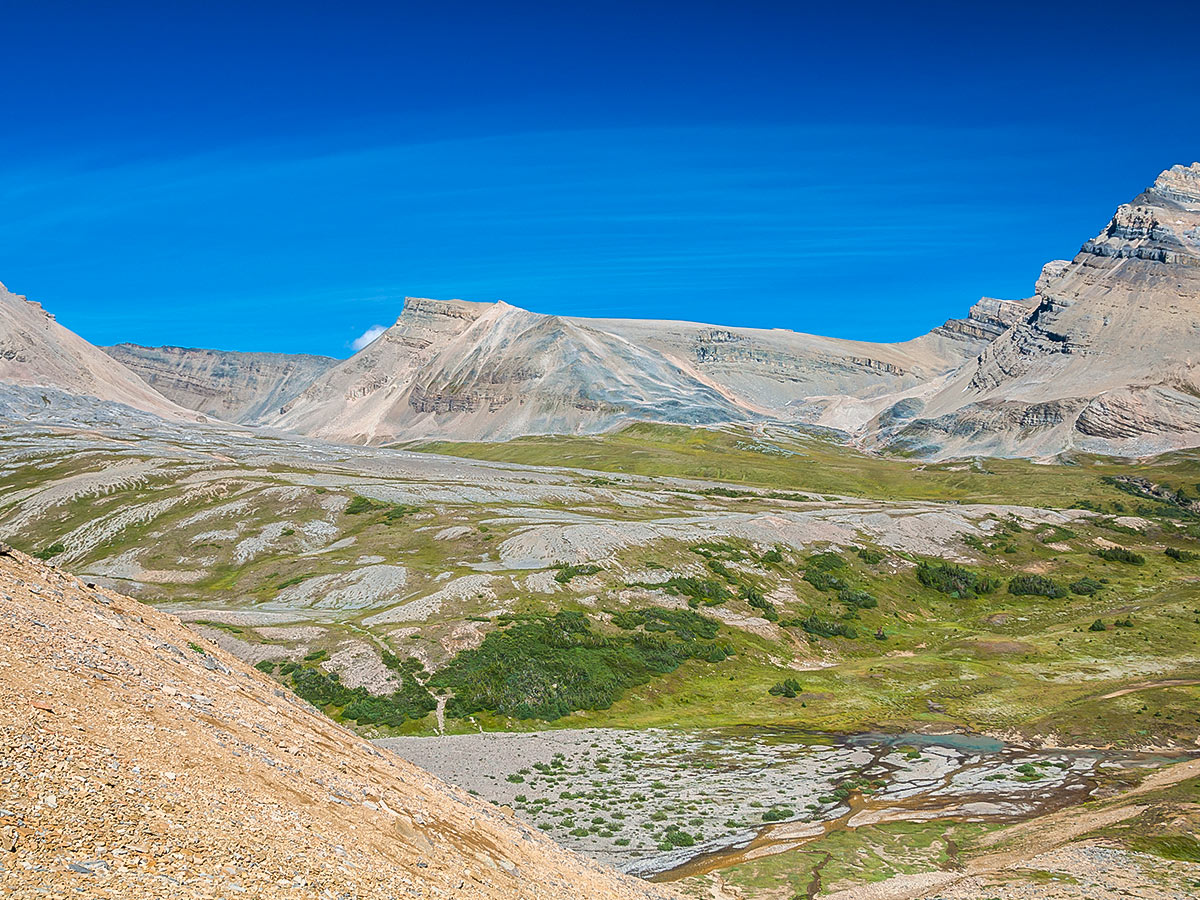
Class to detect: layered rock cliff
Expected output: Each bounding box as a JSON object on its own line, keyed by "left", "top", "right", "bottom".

{"left": 878, "top": 163, "right": 1200, "bottom": 458}
{"left": 273, "top": 299, "right": 755, "bottom": 443}
{"left": 104, "top": 343, "right": 336, "bottom": 423}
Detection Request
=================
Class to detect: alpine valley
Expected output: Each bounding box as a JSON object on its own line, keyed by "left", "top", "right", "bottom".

{"left": 3, "top": 166, "right": 1200, "bottom": 900}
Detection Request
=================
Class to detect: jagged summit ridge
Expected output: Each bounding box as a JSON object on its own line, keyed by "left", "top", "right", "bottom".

{"left": 879, "top": 163, "right": 1200, "bottom": 458}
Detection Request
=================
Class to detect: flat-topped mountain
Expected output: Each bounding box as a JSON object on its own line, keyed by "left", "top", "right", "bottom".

{"left": 104, "top": 343, "right": 337, "bottom": 423}
{"left": 270, "top": 296, "right": 985, "bottom": 444}
{"left": 0, "top": 544, "right": 676, "bottom": 899}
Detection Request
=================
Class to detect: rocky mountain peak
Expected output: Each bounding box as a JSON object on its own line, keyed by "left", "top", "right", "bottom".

{"left": 1082, "top": 164, "right": 1200, "bottom": 265}
{"left": 1150, "top": 162, "right": 1200, "bottom": 207}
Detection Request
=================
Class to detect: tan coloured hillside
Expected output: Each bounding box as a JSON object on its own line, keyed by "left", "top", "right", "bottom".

{"left": 0, "top": 282, "right": 196, "bottom": 422}
{"left": 269, "top": 296, "right": 987, "bottom": 445}
{"left": 0, "top": 546, "right": 677, "bottom": 900}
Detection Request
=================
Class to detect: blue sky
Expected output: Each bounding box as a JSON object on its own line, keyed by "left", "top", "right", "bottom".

{"left": 0, "top": 1, "right": 1196, "bottom": 357}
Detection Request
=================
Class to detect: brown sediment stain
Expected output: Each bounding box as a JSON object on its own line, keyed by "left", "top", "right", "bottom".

{"left": 805, "top": 852, "right": 831, "bottom": 900}
{"left": 649, "top": 740, "right": 1171, "bottom": 884}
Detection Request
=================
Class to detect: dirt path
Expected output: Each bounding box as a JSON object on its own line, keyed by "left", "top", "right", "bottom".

{"left": 1097, "top": 678, "right": 1200, "bottom": 699}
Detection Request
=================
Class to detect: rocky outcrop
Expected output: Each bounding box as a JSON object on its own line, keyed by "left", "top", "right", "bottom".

{"left": 274, "top": 300, "right": 755, "bottom": 442}
{"left": 7, "top": 163, "right": 1200, "bottom": 460}
{"left": 266, "top": 289, "right": 990, "bottom": 444}
{"left": 933, "top": 295, "right": 1039, "bottom": 343}
{"left": 103, "top": 343, "right": 336, "bottom": 423}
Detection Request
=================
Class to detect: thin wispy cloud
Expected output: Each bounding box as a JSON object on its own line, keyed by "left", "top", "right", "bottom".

{"left": 0, "top": 124, "right": 1148, "bottom": 354}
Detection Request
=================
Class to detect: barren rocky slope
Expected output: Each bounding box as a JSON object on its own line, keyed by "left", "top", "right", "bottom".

{"left": 878, "top": 163, "right": 1200, "bottom": 458}
{"left": 272, "top": 298, "right": 754, "bottom": 443}
{"left": 0, "top": 282, "right": 196, "bottom": 422}
{"left": 104, "top": 343, "right": 336, "bottom": 423}
{"left": 270, "top": 298, "right": 987, "bottom": 444}
{"left": 0, "top": 545, "right": 676, "bottom": 899}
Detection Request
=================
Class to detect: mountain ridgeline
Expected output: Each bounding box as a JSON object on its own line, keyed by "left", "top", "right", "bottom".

{"left": 1, "top": 162, "right": 1198, "bottom": 459}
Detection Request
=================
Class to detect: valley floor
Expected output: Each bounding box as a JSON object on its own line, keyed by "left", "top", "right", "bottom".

{"left": 3, "top": 411, "right": 1200, "bottom": 897}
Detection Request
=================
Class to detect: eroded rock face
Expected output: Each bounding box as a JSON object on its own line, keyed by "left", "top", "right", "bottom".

{"left": 103, "top": 343, "right": 336, "bottom": 423}
{"left": 5, "top": 164, "right": 1200, "bottom": 460}
{"left": 880, "top": 162, "right": 1200, "bottom": 458}
{"left": 268, "top": 292, "right": 983, "bottom": 444}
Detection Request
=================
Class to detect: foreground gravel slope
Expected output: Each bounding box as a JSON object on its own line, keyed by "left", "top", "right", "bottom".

{"left": 0, "top": 545, "right": 678, "bottom": 900}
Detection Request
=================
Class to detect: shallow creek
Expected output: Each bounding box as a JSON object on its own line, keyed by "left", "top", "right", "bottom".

{"left": 378, "top": 727, "right": 1184, "bottom": 880}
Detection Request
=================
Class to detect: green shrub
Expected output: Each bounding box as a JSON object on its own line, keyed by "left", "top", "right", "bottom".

{"left": 704, "top": 558, "right": 736, "bottom": 581}
{"left": 429, "top": 610, "right": 732, "bottom": 721}
{"left": 855, "top": 547, "right": 884, "bottom": 564}
{"left": 661, "top": 826, "right": 695, "bottom": 848}
{"left": 344, "top": 495, "right": 418, "bottom": 522}
{"left": 782, "top": 613, "right": 857, "bottom": 639}
{"left": 254, "top": 660, "right": 277, "bottom": 673}
{"left": 803, "top": 570, "right": 845, "bottom": 592}
{"left": 1037, "top": 525, "right": 1077, "bottom": 543}
{"left": 345, "top": 495, "right": 386, "bottom": 514}
{"left": 838, "top": 588, "right": 878, "bottom": 609}
{"left": 761, "top": 806, "right": 794, "bottom": 822}
{"left": 1094, "top": 547, "right": 1145, "bottom": 565}
{"left": 916, "top": 562, "right": 1000, "bottom": 598}
{"left": 32, "top": 542, "right": 65, "bottom": 560}
{"left": 285, "top": 662, "right": 436, "bottom": 726}
{"left": 649, "top": 576, "right": 733, "bottom": 605}
{"left": 611, "top": 608, "right": 720, "bottom": 641}
{"left": 1165, "top": 547, "right": 1198, "bottom": 562}
{"left": 1069, "top": 577, "right": 1103, "bottom": 596}
{"left": 1008, "top": 574, "right": 1067, "bottom": 598}
{"left": 807, "top": 551, "right": 846, "bottom": 571}
{"left": 1089, "top": 619, "right": 1107, "bottom": 632}
{"left": 760, "top": 547, "right": 784, "bottom": 564}
{"left": 742, "top": 586, "right": 778, "bottom": 621}
{"left": 554, "top": 563, "right": 602, "bottom": 583}
{"left": 768, "top": 678, "right": 802, "bottom": 698}
{"left": 304, "top": 648, "right": 328, "bottom": 662}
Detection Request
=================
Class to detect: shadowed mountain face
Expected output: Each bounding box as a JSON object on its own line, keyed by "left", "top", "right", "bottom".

{"left": 103, "top": 343, "right": 337, "bottom": 424}
{"left": 2, "top": 164, "right": 1199, "bottom": 459}
{"left": 879, "top": 163, "right": 1200, "bottom": 458}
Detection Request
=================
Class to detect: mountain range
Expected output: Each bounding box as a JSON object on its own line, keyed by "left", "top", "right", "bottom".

{"left": 3, "top": 162, "right": 1198, "bottom": 459}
